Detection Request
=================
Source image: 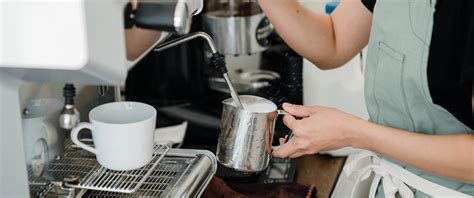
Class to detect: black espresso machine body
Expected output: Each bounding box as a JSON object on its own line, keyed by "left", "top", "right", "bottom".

{"left": 126, "top": 10, "right": 303, "bottom": 183}
{"left": 125, "top": 13, "right": 302, "bottom": 147}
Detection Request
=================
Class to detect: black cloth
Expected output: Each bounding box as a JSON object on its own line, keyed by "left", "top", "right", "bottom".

{"left": 362, "top": 0, "right": 474, "bottom": 128}
{"left": 202, "top": 177, "right": 317, "bottom": 198}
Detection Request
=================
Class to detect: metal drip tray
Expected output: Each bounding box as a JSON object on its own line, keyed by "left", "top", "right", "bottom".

{"left": 84, "top": 152, "right": 216, "bottom": 197}
{"left": 29, "top": 140, "right": 217, "bottom": 197}
{"left": 68, "top": 144, "right": 169, "bottom": 193}
{"left": 85, "top": 158, "right": 186, "bottom": 197}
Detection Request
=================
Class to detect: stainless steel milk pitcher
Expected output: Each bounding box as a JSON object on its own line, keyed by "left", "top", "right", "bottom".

{"left": 217, "top": 95, "right": 286, "bottom": 172}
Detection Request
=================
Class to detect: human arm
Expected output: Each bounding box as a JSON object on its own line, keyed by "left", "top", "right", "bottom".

{"left": 273, "top": 103, "right": 474, "bottom": 184}
{"left": 125, "top": 27, "right": 162, "bottom": 61}
{"left": 258, "top": 0, "right": 372, "bottom": 69}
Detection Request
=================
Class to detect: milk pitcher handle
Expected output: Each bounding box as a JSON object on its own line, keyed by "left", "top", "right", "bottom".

{"left": 274, "top": 110, "right": 288, "bottom": 124}
{"left": 274, "top": 110, "right": 294, "bottom": 142}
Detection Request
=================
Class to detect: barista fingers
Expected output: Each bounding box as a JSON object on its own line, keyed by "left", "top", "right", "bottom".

{"left": 124, "top": 0, "right": 162, "bottom": 61}
{"left": 259, "top": 0, "right": 474, "bottom": 197}
{"left": 130, "top": 0, "right": 138, "bottom": 11}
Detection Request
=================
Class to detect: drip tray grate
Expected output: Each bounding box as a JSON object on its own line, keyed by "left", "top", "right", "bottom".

{"left": 66, "top": 144, "right": 169, "bottom": 193}
{"left": 29, "top": 140, "right": 169, "bottom": 194}
{"left": 84, "top": 158, "right": 190, "bottom": 197}
{"left": 29, "top": 140, "right": 217, "bottom": 197}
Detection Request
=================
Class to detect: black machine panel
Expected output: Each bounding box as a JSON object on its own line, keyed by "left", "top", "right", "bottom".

{"left": 126, "top": 14, "right": 303, "bottom": 184}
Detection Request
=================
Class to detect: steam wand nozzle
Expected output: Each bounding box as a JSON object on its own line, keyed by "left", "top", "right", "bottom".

{"left": 154, "top": 32, "right": 244, "bottom": 108}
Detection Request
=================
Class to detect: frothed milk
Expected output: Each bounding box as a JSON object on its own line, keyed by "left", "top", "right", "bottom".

{"left": 230, "top": 98, "right": 276, "bottom": 113}
{"left": 242, "top": 103, "right": 276, "bottom": 112}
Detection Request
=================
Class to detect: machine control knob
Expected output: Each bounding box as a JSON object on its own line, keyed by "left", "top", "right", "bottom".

{"left": 59, "top": 104, "right": 80, "bottom": 130}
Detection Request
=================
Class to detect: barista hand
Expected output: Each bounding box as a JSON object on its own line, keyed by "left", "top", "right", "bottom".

{"left": 273, "top": 103, "right": 363, "bottom": 158}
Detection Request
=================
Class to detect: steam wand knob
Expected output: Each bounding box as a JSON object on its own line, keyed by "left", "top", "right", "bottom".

{"left": 59, "top": 84, "right": 80, "bottom": 130}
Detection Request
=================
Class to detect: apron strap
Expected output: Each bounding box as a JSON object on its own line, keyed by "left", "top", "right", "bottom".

{"left": 344, "top": 151, "right": 472, "bottom": 198}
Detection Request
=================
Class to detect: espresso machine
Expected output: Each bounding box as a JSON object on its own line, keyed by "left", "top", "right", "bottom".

{"left": 126, "top": 0, "right": 303, "bottom": 183}
{"left": 203, "top": 1, "right": 303, "bottom": 182}
{"left": 0, "top": 1, "right": 222, "bottom": 197}
{"left": 203, "top": 0, "right": 272, "bottom": 55}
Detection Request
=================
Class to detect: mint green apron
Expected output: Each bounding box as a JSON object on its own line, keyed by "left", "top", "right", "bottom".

{"left": 362, "top": 0, "right": 474, "bottom": 197}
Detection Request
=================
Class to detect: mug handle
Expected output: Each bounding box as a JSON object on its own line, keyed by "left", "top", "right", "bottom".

{"left": 71, "top": 123, "right": 97, "bottom": 154}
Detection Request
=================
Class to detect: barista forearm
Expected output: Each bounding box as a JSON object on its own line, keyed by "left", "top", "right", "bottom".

{"left": 125, "top": 27, "right": 162, "bottom": 61}
{"left": 352, "top": 121, "right": 474, "bottom": 184}
{"left": 258, "top": 0, "right": 372, "bottom": 69}
{"left": 258, "top": 0, "right": 337, "bottom": 68}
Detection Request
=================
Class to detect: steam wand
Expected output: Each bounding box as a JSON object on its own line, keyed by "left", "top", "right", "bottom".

{"left": 154, "top": 32, "right": 244, "bottom": 109}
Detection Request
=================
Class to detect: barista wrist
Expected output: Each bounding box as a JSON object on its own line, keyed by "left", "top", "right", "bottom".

{"left": 345, "top": 117, "right": 374, "bottom": 150}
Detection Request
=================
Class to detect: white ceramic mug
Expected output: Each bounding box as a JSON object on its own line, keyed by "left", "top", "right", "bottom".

{"left": 71, "top": 102, "right": 156, "bottom": 171}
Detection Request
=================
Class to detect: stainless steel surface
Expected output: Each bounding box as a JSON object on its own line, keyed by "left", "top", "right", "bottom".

{"left": 114, "top": 86, "right": 122, "bottom": 102}
{"left": 6, "top": 82, "right": 116, "bottom": 197}
{"left": 85, "top": 160, "right": 186, "bottom": 197}
{"left": 174, "top": 1, "right": 191, "bottom": 34}
{"left": 87, "top": 151, "right": 216, "bottom": 198}
{"left": 67, "top": 145, "right": 170, "bottom": 193}
{"left": 205, "top": 0, "right": 262, "bottom": 17}
{"left": 98, "top": 86, "right": 107, "bottom": 96}
{"left": 173, "top": 0, "right": 204, "bottom": 34}
{"left": 30, "top": 181, "right": 78, "bottom": 198}
{"left": 162, "top": 149, "right": 216, "bottom": 197}
{"left": 27, "top": 139, "right": 101, "bottom": 197}
{"left": 154, "top": 31, "right": 244, "bottom": 108}
{"left": 28, "top": 140, "right": 217, "bottom": 197}
{"left": 217, "top": 95, "right": 286, "bottom": 172}
{"left": 21, "top": 97, "right": 65, "bottom": 174}
{"left": 209, "top": 69, "right": 280, "bottom": 93}
{"left": 36, "top": 181, "right": 78, "bottom": 198}
{"left": 167, "top": 153, "right": 215, "bottom": 197}
{"left": 154, "top": 32, "right": 218, "bottom": 54}
{"left": 28, "top": 140, "right": 170, "bottom": 194}
{"left": 223, "top": 73, "right": 243, "bottom": 109}
{"left": 27, "top": 141, "right": 97, "bottom": 179}
{"left": 59, "top": 104, "right": 80, "bottom": 130}
{"left": 203, "top": 13, "right": 273, "bottom": 55}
